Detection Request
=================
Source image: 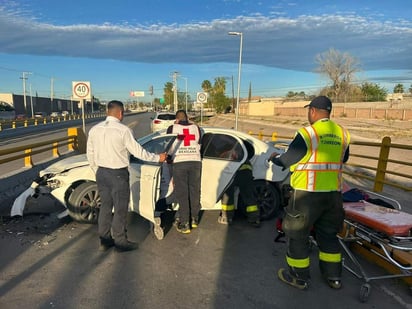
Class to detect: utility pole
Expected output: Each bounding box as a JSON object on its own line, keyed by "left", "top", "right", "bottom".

{"left": 29, "top": 84, "right": 34, "bottom": 118}
{"left": 20, "top": 72, "right": 31, "bottom": 115}
{"left": 50, "top": 77, "right": 54, "bottom": 113}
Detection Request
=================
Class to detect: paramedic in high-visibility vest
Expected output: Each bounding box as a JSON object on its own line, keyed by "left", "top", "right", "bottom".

{"left": 167, "top": 110, "right": 202, "bottom": 234}
{"left": 270, "top": 96, "right": 350, "bottom": 290}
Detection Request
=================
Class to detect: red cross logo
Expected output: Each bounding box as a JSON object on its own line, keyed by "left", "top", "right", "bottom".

{"left": 178, "top": 128, "right": 196, "bottom": 146}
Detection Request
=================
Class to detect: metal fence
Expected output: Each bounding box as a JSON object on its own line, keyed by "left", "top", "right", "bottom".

{"left": 248, "top": 131, "right": 412, "bottom": 193}
{"left": 0, "top": 127, "right": 411, "bottom": 193}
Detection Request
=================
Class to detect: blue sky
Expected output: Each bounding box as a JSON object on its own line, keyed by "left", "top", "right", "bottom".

{"left": 0, "top": 0, "right": 411, "bottom": 103}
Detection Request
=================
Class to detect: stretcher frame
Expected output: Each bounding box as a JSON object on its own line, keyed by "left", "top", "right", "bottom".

{"left": 338, "top": 191, "right": 412, "bottom": 302}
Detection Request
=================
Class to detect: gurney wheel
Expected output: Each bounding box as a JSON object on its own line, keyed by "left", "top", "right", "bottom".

{"left": 359, "top": 283, "right": 371, "bottom": 303}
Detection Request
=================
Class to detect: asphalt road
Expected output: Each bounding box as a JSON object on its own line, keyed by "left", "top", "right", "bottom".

{"left": 0, "top": 112, "right": 411, "bottom": 309}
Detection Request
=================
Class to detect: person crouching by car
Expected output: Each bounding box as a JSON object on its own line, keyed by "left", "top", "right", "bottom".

{"left": 217, "top": 143, "right": 260, "bottom": 227}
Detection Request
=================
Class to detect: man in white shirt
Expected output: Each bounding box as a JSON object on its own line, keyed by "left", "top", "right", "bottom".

{"left": 87, "top": 100, "right": 166, "bottom": 252}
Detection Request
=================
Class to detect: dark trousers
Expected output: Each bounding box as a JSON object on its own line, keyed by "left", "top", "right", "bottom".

{"left": 222, "top": 167, "right": 259, "bottom": 221}
{"left": 283, "top": 190, "right": 344, "bottom": 279}
{"left": 172, "top": 161, "right": 202, "bottom": 223}
{"left": 96, "top": 167, "right": 130, "bottom": 243}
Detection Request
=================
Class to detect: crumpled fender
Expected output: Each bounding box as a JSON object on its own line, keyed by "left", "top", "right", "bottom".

{"left": 10, "top": 181, "right": 39, "bottom": 217}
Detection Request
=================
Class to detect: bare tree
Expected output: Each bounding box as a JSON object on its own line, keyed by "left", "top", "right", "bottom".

{"left": 315, "top": 48, "right": 360, "bottom": 102}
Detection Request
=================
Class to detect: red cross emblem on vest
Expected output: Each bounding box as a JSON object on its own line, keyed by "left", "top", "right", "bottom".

{"left": 177, "top": 128, "right": 196, "bottom": 146}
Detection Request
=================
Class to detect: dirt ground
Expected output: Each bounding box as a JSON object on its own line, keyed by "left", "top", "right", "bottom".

{"left": 1, "top": 114, "right": 411, "bottom": 309}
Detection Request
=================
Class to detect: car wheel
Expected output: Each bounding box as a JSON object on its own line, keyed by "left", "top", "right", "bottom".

{"left": 67, "top": 182, "right": 100, "bottom": 224}
{"left": 253, "top": 180, "right": 281, "bottom": 220}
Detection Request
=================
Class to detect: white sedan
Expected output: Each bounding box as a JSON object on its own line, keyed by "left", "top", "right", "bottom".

{"left": 22, "top": 127, "right": 289, "bottom": 239}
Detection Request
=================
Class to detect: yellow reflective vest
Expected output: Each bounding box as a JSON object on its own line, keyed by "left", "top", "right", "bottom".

{"left": 290, "top": 119, "right": 350, "bottom": 192}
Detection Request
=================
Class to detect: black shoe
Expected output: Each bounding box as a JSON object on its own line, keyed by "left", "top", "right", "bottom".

{"left": 327, "top": 279, "right": 342, "bottom": 289}
{"left": 99, "top": 237, "right": 115, "bottom": 251}
{"left": 277, "top": 268, "right": 309, "bottom": 290}
{"left": 191, "top": 217, "right": 199, "bottom": 229}
{"left": 248, "top": 218, "right": 261, "bottom": 228}
{"left": 115, "top": 240, "right": 138, "bottom": 252}
{"left": 176, "top": 222, "right": 191, "bottom": 234}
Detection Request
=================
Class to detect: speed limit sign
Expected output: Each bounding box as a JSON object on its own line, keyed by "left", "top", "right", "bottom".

{"left": 72, "top": 81, "right": 91, "bottom": 99}
{"left": 197, "top": 92, "right": 208, "bottom": 103}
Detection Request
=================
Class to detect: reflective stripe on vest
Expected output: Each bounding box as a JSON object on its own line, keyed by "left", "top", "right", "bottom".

{"left": 290, "top": 119, "right": 350, "bottom": 192}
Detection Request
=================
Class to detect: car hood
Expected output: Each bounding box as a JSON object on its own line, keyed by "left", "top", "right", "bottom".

{"left": 39, "top": 154, "right": 89, "bottom": 176}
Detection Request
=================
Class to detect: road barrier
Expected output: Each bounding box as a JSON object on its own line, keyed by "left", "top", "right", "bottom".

{"left": 248, "top": 131, "right": 412, "bottom": 193}
{"left": 0, "top": 127, "right": 86, "bottom": 167}
{"left": 0, "top": 126, "right": 411, "bottom": 194}
{"left": 0, "top": 112, "right": 105, "bottom": 131}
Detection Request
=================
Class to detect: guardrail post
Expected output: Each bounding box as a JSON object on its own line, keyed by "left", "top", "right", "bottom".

{"left": 271, "top": 132, "right": 277, "bottom": 141}
{"left": 12, "top": 121, "right": 16, "bottom": 129}
{"left": 43, "top": 118, "right": 46, "bottom": 124}
{"left": 24, "top": 148, "right": 33, "bottom": 167}
{"left": 258, "top": 131, "right": 263, "bottom": 140}
{"left": 67, "top": 127, "right": 87, "bottom": 153}
{"left": 373, "top": 136, "right": 391, "bottom": 192}
{"left": 52, "top": 142, "right": 60, "bottom": 157}
{"left": 24, "top": 120, "right": 28, "bottom": 127}
{"left": 34, "top": 119, "right": 38, "bottom": 126}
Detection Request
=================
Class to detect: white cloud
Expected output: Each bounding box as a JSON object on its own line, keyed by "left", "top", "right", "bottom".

{"left": 1, "top": 8, "right": 411, "bottom": 73}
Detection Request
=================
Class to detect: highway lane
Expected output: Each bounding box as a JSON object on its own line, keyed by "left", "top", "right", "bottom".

{"left": 0, "top": 112, "right": 153, "bottom": 178}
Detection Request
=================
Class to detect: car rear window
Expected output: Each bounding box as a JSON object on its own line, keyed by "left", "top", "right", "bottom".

{"left": 157, "top": 114, "right": 176, "bottom": 121}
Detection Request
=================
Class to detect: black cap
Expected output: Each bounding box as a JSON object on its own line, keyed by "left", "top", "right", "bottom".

{"left": 304, "top": 96, "right": 332, "bottom": 112}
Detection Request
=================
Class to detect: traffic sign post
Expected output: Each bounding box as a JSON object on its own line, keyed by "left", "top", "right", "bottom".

{"left": 72, "top": 81, "right": 91, "bottom": 133}
{"left": 197, "top": 92, "right": 208, "bottom": 126}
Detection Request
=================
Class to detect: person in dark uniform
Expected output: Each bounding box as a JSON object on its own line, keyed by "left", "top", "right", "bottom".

{"left": 218, "top": 145, "right": 260, "bottom": 227}
{"left": 167, "top": 110, "right": 202, "bottom": 234}
{"left": 270, "top": 96, "right": 350, "bottom": 290}
{"left": 87, "top": 100, "right": 166, "bottom": 252}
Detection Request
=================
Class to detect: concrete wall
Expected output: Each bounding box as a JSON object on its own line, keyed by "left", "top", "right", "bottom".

{"left": 0, "top": 93, "right": 80, "bottom": 116}
{"left": 239, "top": 99, "right": 412, "bottom": 121}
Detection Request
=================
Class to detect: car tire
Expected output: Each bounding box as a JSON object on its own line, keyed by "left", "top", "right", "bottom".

{"left": 253, "top": 180, "right": 282, "bottom": 220}
{"left": 67, "top": 182, "right": 100, "bottom": 224}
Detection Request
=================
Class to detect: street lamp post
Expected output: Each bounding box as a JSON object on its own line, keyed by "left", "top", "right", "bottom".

{"left": 228, "top": 31, "right": 243, "bottom": 130}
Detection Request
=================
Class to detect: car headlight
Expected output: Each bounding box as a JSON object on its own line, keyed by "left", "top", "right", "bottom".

{"left": 47, "top": 178, "right": 63, "bottom": 189}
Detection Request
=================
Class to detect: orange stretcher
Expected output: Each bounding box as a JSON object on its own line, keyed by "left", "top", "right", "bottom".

{"left": 339, "top": 197, "right": 412, "bottom": 302}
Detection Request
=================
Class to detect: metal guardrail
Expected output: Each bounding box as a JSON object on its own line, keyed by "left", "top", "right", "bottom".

{"left": 0, "top": 127, "right": 86, "bottom": 167}
{"left": 0, "top": 112, "right": 105, "bottom": 131}
{"left": 248, "top": 131, "right": 412, "bottom": 193}
{"left": 0, "top": 125, "right": 411, "bottom": 193}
